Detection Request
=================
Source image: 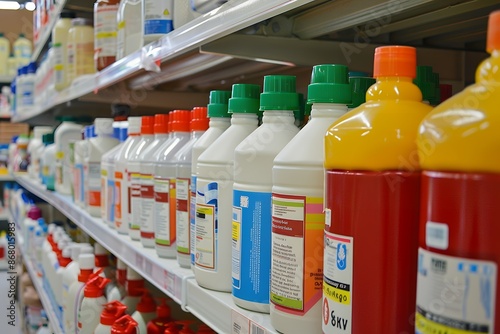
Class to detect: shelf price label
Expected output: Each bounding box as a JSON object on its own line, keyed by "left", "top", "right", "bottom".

{"left": 231, "top": 311, "right": 267, "bottom": 334}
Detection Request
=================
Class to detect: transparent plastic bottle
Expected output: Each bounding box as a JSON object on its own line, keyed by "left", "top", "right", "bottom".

{"left": 94, "top": 0, "right": 120, "bottom": 70}
{"left": 53, "top": 11, "right": 76, "bottom": 91}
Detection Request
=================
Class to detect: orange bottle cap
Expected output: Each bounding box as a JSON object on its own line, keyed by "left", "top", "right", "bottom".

{"left": 154, "top": 114, "right": 169, "bottom": 134}
{"left": 190, "top": 107, "right": 209, "bottom": 131}
{"left": 487, "top": 10, "right": 500, "bottom": 53}
{"left": 373, "top": 46, "right": 416, "bottom": 78}
{"left": 141, "top": 116, "right": 155, "bottom": 135}
{"left": 170, "top": 110, "right": 191, "bottom": 132}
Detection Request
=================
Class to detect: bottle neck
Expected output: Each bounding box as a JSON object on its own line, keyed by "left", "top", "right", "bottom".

{"left": 190, "top": 130, "right": 205, "bottom": 139}
{"left": 209, "top": 117, "right": 231, "bottom": 128}
{"left": 476, "top": 49, "right": 500, "bottom": 82}
{"left": 310, "top": 103, "right": 348, "bottom": 119}
{"left": 367, "top": 76, "right": 422, "bottom": 102}
{"left": 262, "top": 110, "right": 295, "bottom": 125}
{"left": 154, "top": 133, "right": 168, "bottom": 140}
{"left": 231, "top": 113, "right": 259, "bottom": 125}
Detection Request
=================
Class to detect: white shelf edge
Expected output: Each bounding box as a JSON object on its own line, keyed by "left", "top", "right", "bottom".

{"left": 32, "top": 0, "right": 68, "bottom": 62}
{"left": 0, "top": 75, "right": 14, "bottom": 83}
{"left": 0, "top": 174, "right": 14, "bottom": 181}
{"left": 14, "top": 175, "right": 194, "bottom": 306}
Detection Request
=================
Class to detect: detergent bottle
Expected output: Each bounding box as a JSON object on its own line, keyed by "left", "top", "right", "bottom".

{"left": 94, "top": 301, "right": 128, "bottom": 334}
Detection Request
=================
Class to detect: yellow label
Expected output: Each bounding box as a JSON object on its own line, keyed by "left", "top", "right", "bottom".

{"left": 415, "top": 313, "right": 485, "bottom": 334}
{"left": 196, "top": 206, "right": 213, "bottom": 216}
{"left": 117, "top": 20, "right": 125, "bottom": 30}
{"left": 101, "top": 169, "right": 107, "bottom": 177}
{"left": 54, "top": 64, "right": 64, "bottom": 71}
{"left": 96, "top": 32, "right": 118, "bottom": 39}
{"left": 323, "top": 283, "right": 351, "bottom": 305}
{"left": 56, "top": 151, "right": 64, "bottom": 159}
{"left": 232, "top": 221, "right": 240, "bottom": 240}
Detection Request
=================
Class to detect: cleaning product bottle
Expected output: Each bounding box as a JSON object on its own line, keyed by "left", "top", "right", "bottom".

{"left": 194, "top": 84, "right": 260, "bottom": 292}
{"left": 143, "top": 0, "right": 173, "bottom": 44}
{"left": 55, "top": 245, "right": 73, "bottom": 313}
{"left": 53, "top": 11, "right": 77, "bottom": 91}
{"left": 40, "top": 133, "right": 56, "bottom": 190}
{"left": 131, "top": 290, "right": 157, "bottom": 334}
{"left": 127, "top": 116, "right": 155, "bottom": 240}
{"left": 111, "top": 315, "right": 138, "bottom": 334}
{"left": 174, "top": 107, "right": 208, "bottom": 268}
{"left": 55, "top": 117, "right": 84, "bottom": 195}
{"left": 0, "top": 33, "right": 9, "bottom": 76}
{"left": 94, "top": 0, "right": 120, "bottom": 71}
{"left": 13, "top": 33, "right": 32, "bottom": 61}
{"left": 73, "top": 127, "right": 87, "bottom": 207}
{"left": 107, "top": 258, "right": 127, "bottom": 302}
{"left": 153, "top": 110, "right": 191, "bottom": 258}
{"left": 116, "top": 0, "right": 143, "bottom": 59}
{"left": 270, "top": 65, "right": 351, "bottom": 332}
{"left": 28, "top": 126, "right": 53, "bottom": 179}
{"left": 95, "top": 301, "right": 128, "bottom": 334}
{"left": 232, "top": 75, "right": 299, "bottom": 312}
{"left": 121, "top": 267, "right": 144, "bottom": 313}
{"left": 115, "top": 117, "right": 142, "bottom": 234}
{"left": 77, "top": 274, "right": 111, "bottom": 334}
{"left": 348, "top": 76, "right": 375, "bottom": 110}
{"left": 146, "top": 298, "right": 171, "bottom": 334}
{"left": 189, "top": 91, "right": 231, "bottom": 267}
{"left": 66, "top": 253, "right": 95, "bottom": 334}
{"left": 95, "top": 242, "right": 113, "bottom": 279}
{"left": 22, "top": 62, "right": 37, "bottom": 113}
{"left": 415, "top": 10, "right": 500, "bottom": 333}
{"left": 139, "top": 114, "right": 170, "bottom": 248}
{"left": 23, "top": 205, "right": 42, "bottom": 253}
{"left": 86, "top": 118, "right": 119, "bottom": 216}
{"left": 323, "top": 46, "right": 432, "bottom": 333}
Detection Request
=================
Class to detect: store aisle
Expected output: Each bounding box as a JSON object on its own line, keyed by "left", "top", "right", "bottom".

{"left": 0, "top": 271, "right": 22, "bottom": 334}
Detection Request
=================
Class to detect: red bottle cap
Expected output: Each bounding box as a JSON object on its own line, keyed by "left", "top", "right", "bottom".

{"left": 487, "top": 10, "right": 500, "bottom": 53}
{"left": 111, "top": 315, "right": 138, "bottom": 334}
{"left": 126, "top": 279, "right": 145, "bottom": 297}
{"left": 100, "top": 301, "right": 128, "bottom": 326}
{"left": 59, "top": 256, "right": 72, "bottom": 267}
{"left": 156, "top": 298, "right": 171, "bottom": 319}
{"left": 141, "top": 116, "right": 155, "bottom": 135}
{"left": 373, "top": 46, "right": 416, "bottom": 79}
{"left": 170, "top": 110, "right": 191, "bottom": 132}
{"left": 190, "top": 107, "right": 209, "bottom": 132}
{"left": 117, "top": 268, "right": 127, "bottom": 286}
{"left": 136, "top": 290, "right": 157, "bottom": 313}
{"left": 84, "top": 274, "right": 111, "bottom": 298}
{"left": 95, "top": 254, "right": 109, "bottom": 268}
{"left": 154, "top": 114, "right": 169, "bottom": 134}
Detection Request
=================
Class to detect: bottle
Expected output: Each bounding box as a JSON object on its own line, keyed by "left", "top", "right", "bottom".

{"left": 55, "top": 117, "right": 84, "bottom": 195}
{"left": 66, "top": 253, "right": 95, "bottom": 334}
{"left": 40, "top": 133, "right": 56, "bottom": 190}
{"left": 115, "top": 117, "right": 142, "bottom": 234}
{"left": 0, "top": 33, "right": 9, "bottom": 76}
{"left": 143, "top": 0, "right": 173, "bottom": 44}
{"left": 95, "top": 242, "right": 113, "bottom": 279}
{"left": 146, "top": 298, "right": 171, "bottom": 334}
{"left": 14, "top": 134, "right": 29, "bottom": 172}
{"left": 28, "top": 126, "right": 53, "bottom": 179}
{"left": 7, "top": 54, "right": 17, "bottom": 78}
{"left": 270, "top": 65, "right": 351, "bottom": 332}
{"left": 94, "top": 0, "right": 120, "bottom": 70}
{"left": 15, "top": 66, "right": 26, "bottom": 114}
{"left": 323, "top": 46, "right": 432, "bottom": 333}
{"left": 153, "top": 110, "right": 191, "bottom": 258}
{"left": 95, "top": 301, "right": 128, "bottom": 334}
{"left": 127, "top": 116, "right": 155, "bottom": 240}
{"left": 53, "top": 11, "right": 77, "bottom": 91}
{"left": 232, "top": 75, "right": 300, "bottom": 312}
{"left": 67, "top": 18, "right": 95, "bottom": 85}
{"left": 110, "top": 315, "right": 138, "bottom": 334}
{"left": 78, "top": 274, "right": 111, "bottom": 334}
{"left": 86, "top": 118, "right": 119, "bottom": 216}
{"left": 23, "top": 205, "right": 42, "bottom": 253}
{"left": 55, "top": 245, "right": 73, "bottom": 312}
{"left": 22, "top": 62, "right": 37, "bottom": 113}
{"left": 131, "top": 290, "right": 157, "bottom": 334}
{"left": 415, "top": 10, "right": 500, "bottom": 333}
{"left": 13, "top": 33, "right": 32, "bottom": 60}
{"left": 117, "top": 0, "right": 143, "bottom": 59}
{"left": 139, "top": 113, "right": 169, "bottom": 247}
{"left": 348, "top": 76, "right": 375, "bottom": 110}
{"left": 194, "top": 84, "right": 260, "bottom": 292}
{"left": 189, "top": 91, "right": 231, "bottom": 267}
{"left": 107, "top": 258, "right": 127, "bottom": 302}
{"left": 174, "top": 107, "right": 208, "bottom": 268}
{"left": 74, "top": 127, "right": 88, "bottom": 207}
{"left": 121, "top": 267, "right": 144, "bottom": 313}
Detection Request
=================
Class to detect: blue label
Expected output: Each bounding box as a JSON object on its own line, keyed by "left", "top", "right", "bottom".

{"left": 231, "top": 189, "right": 272, "bottom": 304}
{"left": 190, "top": 175, "right": 197, "bottom": 265}
{"left": 337, "top": 243, "right": 347, "bottom": 270}
{"left": 145, "top": 19, "right": 173, "bottom": 35}
{"left": 107, "top": 178, "right": 115, "bottom": 223}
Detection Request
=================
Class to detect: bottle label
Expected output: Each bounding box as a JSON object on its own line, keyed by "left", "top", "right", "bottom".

{"left": 195, "top": 180, "right": 218, "bottom": 270}
{"left": 231, "top": 190, "right": 272, "bottom": 304}
{"left": 144, "top": 0, "right": 173, "bottom": 35}
{"left": 270, "top": 194, "right": 324, "bottom": 314}
{"left": 154, "top": 177, "right": 175, "bottom": 246}
{"left": 140, "top": 173, "right": 155, "bottom": 239}
{"left": 190, "top": 174, "right": 197, "bottom": 265}
{"left": 322, "top": 231, "right": 353, "bottom": 333}
{"left": 87, "top": 162, "right": 101, "bottom": 207}
{"left": 416, "top": 248, "right": 496, "bottom": 334}
{"left": 95, "top": 5, "right": 119, "bottom": 57}
{"left": 53, "top": 44, "right": 64, "bottom": 85}
{"left": 74, "top": 42, "right": 94, "bottom": 76}
{"left": 130, "top": 172, "right": 142, "bottom": 231}
{"left": 74, "top": 162, "right": 83, "bottom": 202}
{"left": 22, "top": 80, "right": 34, "bottom": 106}
{"left": 114, "top": 171, "right": 123, "bottom": 229}
{"left": 176, "top": 178, "right": 190, "bottom": 254}
{"left": 107, "top": 174, "right": 115, "bottom": 224}
{"left": 100, "top": 169, "right": 107, "bottom": 219}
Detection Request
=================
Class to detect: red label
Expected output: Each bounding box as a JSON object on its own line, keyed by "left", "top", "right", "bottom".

{"left": 141, "top": 184, "right": 154, "bottom": 198}
{"left": 155, "top": 191, "right": 168, "bottom": 203}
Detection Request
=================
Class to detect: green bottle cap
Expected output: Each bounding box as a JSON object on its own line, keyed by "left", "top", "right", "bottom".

{"left": 0, "top": 33, "right": 4, "bottom": 37}
{"left": 228, "top": 84, "right": 260, "bottom": 114}
{"left": 294, "top": 93, "right": 305, "bottom": 123}
{"left": 349, "top": 77, "right": 376, "bottom": 109}
{"left": 430, "top": 72, "right": 441, "bottom": 105}
{"left": 42, "top": 133, "right": 54, "bottom": 145}
{"left": 307, "top": 64, "right": 351, "bottom": 104}
{"left": 207, "top": 90, "right": 231, "bottom": 117}
{"left": 414, "top": 66, "right": 437, "bottom": 104}
{"left": 260, "top": 75, "right": 299, "bottom": 111}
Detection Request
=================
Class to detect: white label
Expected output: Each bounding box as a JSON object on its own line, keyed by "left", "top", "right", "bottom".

{"left": 231, "top": 206, "right": 242, "bottom": 286}
{"left": 176, "top": 178, "right": 190, "bottom": 254}
{"left": 154, "top": 177, "right": 171, "bottom": 245}
{"left": 231, "top": 310, "right": 267, "bottom": 334}
{"left": 88, "top": 162, "right": 101, "bottom": 190}
{"left": 140, "top": 174, "right": 155, "bottom": 239}
{"left": 322, "top": 232, "right": 353, "bottom": 333}
{"left": 95, "top": 5, "right": 119, "bottom": 57}
{"left": 426, "top": 221, "right": 449, "bottom": 250}
{"left": 53, "top": 45, "right": 64, "bottom": 85}
{"left": 144, "top": 0, "right": 172, "bottom": 20}
{"left": 416, "top": 248, "right": 496, "bottom": 334}
{"left": 130, "top": 173, "right": 142, "bottom": 231}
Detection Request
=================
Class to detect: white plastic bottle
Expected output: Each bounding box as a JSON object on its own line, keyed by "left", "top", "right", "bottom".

{"left": 41, "top": 133, "right": 57, "bottom": 191}
{"left": 22, "top": 62, "right": 37, "bottom": 114}
{"left": 28, "top": 126, "right": 53, "bottom": 179}
{"left": 55, "top": 245, "right": 73, "bottom": 311}
{"left": 270, "top": 65, "right": 351, "bottom": 332}
{"left": 94, "top": 242, "right": 114, "bottom": 279}
{"left": 77, "top": 274, "right": 110, "bottom": 334}
{"left": 65, "top": 253, "right": 95, "bottom": 334}
{"left": 55, "top": 117, "right": 84, "bottom": 195}
{"left": 139, "top": 114, "right": 169, "bottom": 247}
{"left": 0, "top": 32, "right": 9, "bottom": 76}
{"left": 101, "top": 122, "right": 128, "bottom": 228}
{"left": 189, "top": 91, "right": 231, "bottom": 267}
{"left": 115, "top": 117, "right": 142, "bottom": 234}
{"left": 127, "top": 116, "right": 155, "bottom": 240}
{"left": 86, "top": 118, "right": 119, "bottom": 216}
{"left": 13, "top": 33, "right": 32, "bottom": 62}
{"left": 53, "top": 11, "right": 76, "bottom": 91}
{"left": 117, "top": 0, "right": 143, "bottom": 59}
{"left": 194, "top": 84, "right": 260, "bottom": 292}
{"left": 232, "top": 75, "right": 300, "bottom": 312}
{"left": 121, "top": 267, "right": 144, "bottom": 314}
{"left": 107, "top": 258, "right": 127, "bottom": 302}
{"left": 15, "top": 66, "right": 26, "bottom": 114}
{"left": 74, "top": 126, "right": 89, "bottom": 207}
{"left": 131, "top": 290, "right": 157, "bottom": 334}
{"left": 143, "top": 0, "right": 173, "bottom": 44}
{"left": 174, "top": 107, "right": 208, "bottom": 268}
{"left": 94, "top": 301, "right": 128, "bottom": 334}
{"left": 153, "top": 110, "right": 191, "bottom": 258}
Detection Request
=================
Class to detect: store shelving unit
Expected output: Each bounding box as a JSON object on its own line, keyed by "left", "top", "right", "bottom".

{"left": 31, "top": 0, "right": 68, "bottom": 62}
{"left": 0, "top": 174, "right": 14, "bottom": 181}
{"left": 14, "top": 174, "right": 279, "bottom": 333}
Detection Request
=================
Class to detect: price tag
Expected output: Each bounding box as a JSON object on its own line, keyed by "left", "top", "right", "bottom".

{"left": 165, "top": 271, "right": 175, "bottom": 295}
{"left": 144, "top": 259, "right": 153, "bottom": 276}
{"left": 231, "top": 311, "right": 267, "bottom": 334}
{"left": 135, "top": 254, "right": 144, "bottom": 269}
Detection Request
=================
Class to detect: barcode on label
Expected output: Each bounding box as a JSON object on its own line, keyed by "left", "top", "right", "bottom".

{"left": 250, "top": 324, "right": 265, "bottom": 334}
{"left": 426, "top": 221, "right": 449, "bottom": 250}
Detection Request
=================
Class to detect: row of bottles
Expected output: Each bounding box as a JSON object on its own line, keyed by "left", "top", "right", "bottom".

{"left": 0, "top": 32, "right": 32, "bottom": 77}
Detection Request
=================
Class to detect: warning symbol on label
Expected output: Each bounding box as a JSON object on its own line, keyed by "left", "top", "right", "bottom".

{"left": 323, "top": 297, "right": 329, "bottom": 325}
{"left": 337, "top": 243, "right": 347, "bottom": 270}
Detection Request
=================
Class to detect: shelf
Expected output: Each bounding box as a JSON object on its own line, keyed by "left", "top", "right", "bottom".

{"left": 32, "top": 0, "right": 68, "bottom": 62}
{"left": 0, "top": 174, "right": 14, "bottom": 181}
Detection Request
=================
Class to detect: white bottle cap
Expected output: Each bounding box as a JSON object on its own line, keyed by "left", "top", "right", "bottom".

{"left": 126, "top": 267, "right": 142, "bottom": 281}
{"left": 94, "top": 118, "right": 114, "bottom": 137}
{"left": 128, "top": 117, "right": 141, "bottom": 135}
{"left": 116, "top": 258, "right": 127, "bottom": 270}
{"left": 70, "top": 244, "right": 82, "bottom": 261}
{"left": 48, "top": 224, "right": 56, "bottom": 234}
{"left": 94, "top": 243, "right": 108, "bottom": 256}
{"left": 78, "top": 254, "right": 95, "bottom": 270}
{"left": 62, "top": 247, "right": 72, "bottom": 259}
{"left": 57, "top": 239, "right": 68, "bottom": 250}
{"left": 80, "top": 245, "right": 94, "bottom": 254}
